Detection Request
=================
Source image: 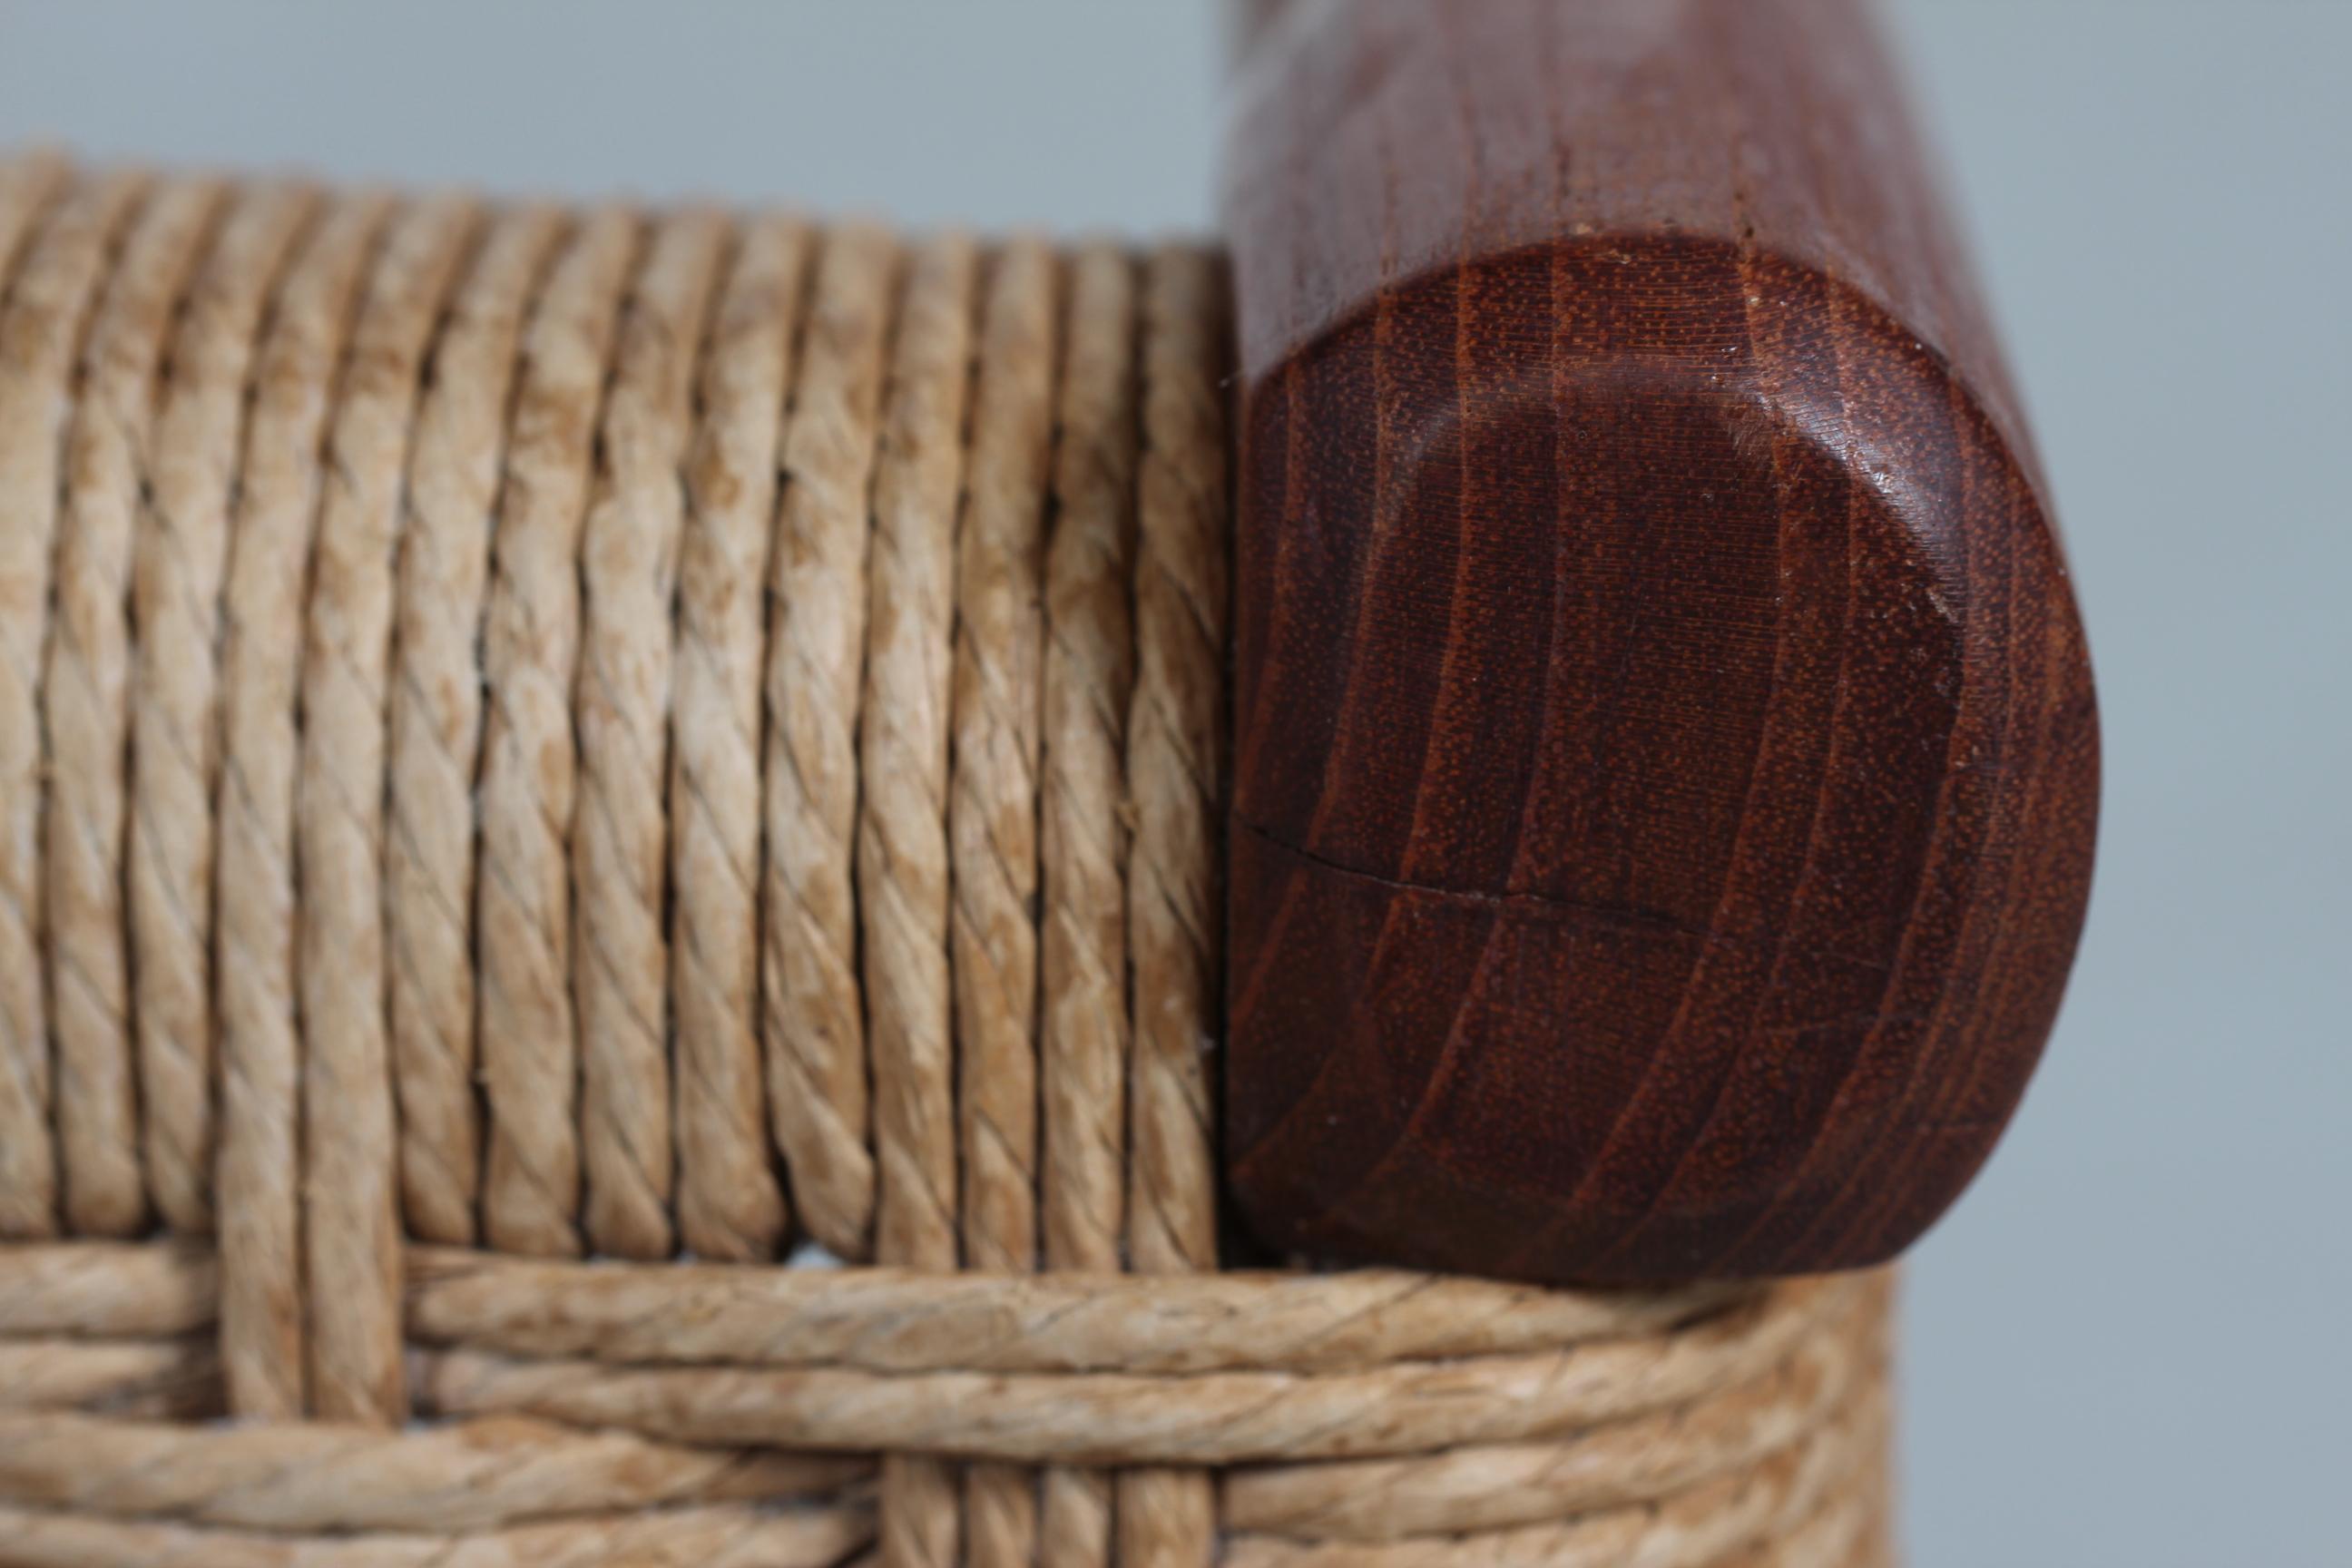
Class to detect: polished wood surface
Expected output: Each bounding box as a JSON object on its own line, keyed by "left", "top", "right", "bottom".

{"left": 1220, "top": 0, "right": 2098, "bottom": 1283}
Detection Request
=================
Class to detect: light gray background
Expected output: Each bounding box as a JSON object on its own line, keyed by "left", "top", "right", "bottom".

{"left": 3, "top": 4, "right": 2345, "bottom": 1563}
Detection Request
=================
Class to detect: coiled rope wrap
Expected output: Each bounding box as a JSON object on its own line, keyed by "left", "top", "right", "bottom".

{"left": 0, "top": 152, "right": 1894, "bottom": 1568}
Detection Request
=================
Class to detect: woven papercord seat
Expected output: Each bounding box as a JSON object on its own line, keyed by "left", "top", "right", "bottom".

{"left": 0, "top": 4, "right": 2099, "bottom": 1565}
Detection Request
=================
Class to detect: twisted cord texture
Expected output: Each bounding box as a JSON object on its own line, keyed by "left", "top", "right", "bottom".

{"left": 0, "top": 155, "right": 1893, "bottom": 1568}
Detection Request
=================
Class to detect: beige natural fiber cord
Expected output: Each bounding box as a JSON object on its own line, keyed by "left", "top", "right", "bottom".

{"left": 17, "top": 1241, "right": 1725, "bottom": 1364}
{"left": 0, "top": 1412, "right": 868, "bottom": 1532}
{"left": 950, "top": 237, "right": 1054, "bottom": 1568}
{"left": 405, "top": 1278, "right": 1848, "bottom": 1465}
{"left": 233, "top": 186, "right": 399, "bottom": 1422}
{"left": 386, "top": 203, "right": 568, "bottom": 1250}
{"left": 0, "top": 1500, "right": 877, "bottom": 1568}
{"left": 299, "top": 193, "right": 478, "bottom": 1423}
{"left": 206, "top": 181, "right": 338, "bottom": 1418}
{"left": 574, "top": 207, "right": 730, "bottom": 1263}
{"left": 766, "top": 220, "right": 897, "bottom": 1263}
{"left": 1038, "top": 240, "right": 1141, "bottom": 1568}
{"left": 1120, "top": 243, "right": 1233, "bottom": 1568}
{"left": 671, "top": 212, "right": 810, "bottom": 1263}
{"left": 0, "top": 156, "right": 1898, "bottom": 1568}
{"left": 0, "top": 149, "right": 74, "bottom": 1242}
{"left": 46, "top": 177, "right": 225, "bottom": 1249}
{"left": 477, "top": 206, "right": 640, "bottom": 1259}
{"left": 4, "top": 168, "right": 145, "bottom": 1242}
{"left": 0, "top": 1336, "right": 220, "bottom": 1421}
{"left": 140, "top": 182, "right": 320, "bottom": 1256}
{"left": 858, "top": 230, "right": 977, "bottom": 1568}
{"left": 26, "top": 172, "right": 154, "bottom": 1239}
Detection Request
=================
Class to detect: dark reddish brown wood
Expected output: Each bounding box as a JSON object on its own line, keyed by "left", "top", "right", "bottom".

{"left": 1219, "top": 0, "right": 2098, "bottom": 1284}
